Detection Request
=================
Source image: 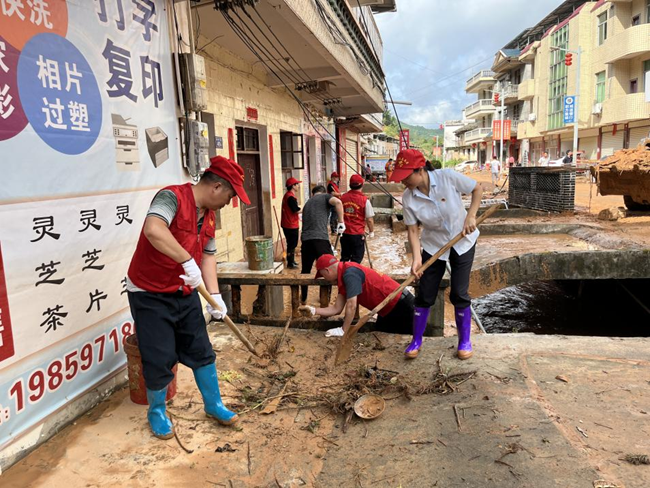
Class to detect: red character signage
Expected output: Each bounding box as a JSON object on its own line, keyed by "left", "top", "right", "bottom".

{"left": 399, "top": 129, "right": 410, "bottom": 150}
{"left": 0, "top": 243, "right": 15, "bottom": 363}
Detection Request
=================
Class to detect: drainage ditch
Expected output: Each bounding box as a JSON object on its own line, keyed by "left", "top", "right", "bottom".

{"left": 473, "top": 279, "right": 650, "bottom": 336}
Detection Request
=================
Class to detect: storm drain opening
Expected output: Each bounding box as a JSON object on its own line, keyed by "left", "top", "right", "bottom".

{"left": 473, "top": 279, "right": 650, "bottom": 336}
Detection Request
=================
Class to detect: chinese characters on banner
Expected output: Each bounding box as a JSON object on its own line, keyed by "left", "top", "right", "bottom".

{"left": 399, "top": 129, "right": 409, "bottom": 151}
{"left": 0, "top": 0, "right": 182, "bottom": 453}
{"left": 492, "top": 120, "right": 512, "bottom": 141}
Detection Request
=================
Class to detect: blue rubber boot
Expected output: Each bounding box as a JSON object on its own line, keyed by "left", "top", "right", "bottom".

{"left": 455, "top": 306, "right": 474, "bottom": 360}
{"left": 193, "top": 364, "right": 239, "bottom": 425}
{"left": 145, "top": 387, "right": 174, "bottom": 440}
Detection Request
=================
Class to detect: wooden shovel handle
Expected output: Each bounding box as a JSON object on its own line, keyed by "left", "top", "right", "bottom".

{"left": 197, "top": 283, "right": 259, "bottom": 357}
{"left": 335, "top": 203, "right": 501, "bottom": 365}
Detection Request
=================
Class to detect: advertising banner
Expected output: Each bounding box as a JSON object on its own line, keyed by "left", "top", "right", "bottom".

{"left": 0, "top": 0, "right": 182, "bottom": 451}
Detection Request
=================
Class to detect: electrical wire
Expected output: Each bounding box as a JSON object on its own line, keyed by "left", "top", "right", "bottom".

{"left": 228, "top": 8, "right": 332, "bottom": 106}
{"left": 220, "top": 8, "right": 403, "bottom": 207}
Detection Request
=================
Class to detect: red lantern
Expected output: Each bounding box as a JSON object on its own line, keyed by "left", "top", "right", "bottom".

{"left": 564, "top": 53, "right": 573, "bottom": 66}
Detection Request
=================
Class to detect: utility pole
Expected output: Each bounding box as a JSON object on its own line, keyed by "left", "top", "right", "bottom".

{"left": 573, "top": 46, "right": 582, "bottom": 162}
{"left": 499, "top": 87, "right": 505, "bottom": 166}
{"left": 551, "top": 45, "right": 581, "bottom": 163}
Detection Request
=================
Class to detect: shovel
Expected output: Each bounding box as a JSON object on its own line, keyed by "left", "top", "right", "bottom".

{"left": 334, "top": 204, "right": 501, "bottom": 365}
{"left": 197, "top": 283, "right": 260, "bottom": 357}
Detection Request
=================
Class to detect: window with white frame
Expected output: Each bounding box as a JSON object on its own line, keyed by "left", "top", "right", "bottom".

{"left": 598, "top": 12, "right": 608, "bottom": 45}
{"left": 595, "top": 71, "right": 606, "bottom": 103}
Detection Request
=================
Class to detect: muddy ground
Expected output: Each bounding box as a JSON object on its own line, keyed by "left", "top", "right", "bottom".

{"left": 3, "top": 327, "right": 650, "bottom": 488}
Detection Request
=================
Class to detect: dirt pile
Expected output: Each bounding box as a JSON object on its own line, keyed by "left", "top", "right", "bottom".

{"left": 598, "top": 142, "right": 650, "bottom": 173}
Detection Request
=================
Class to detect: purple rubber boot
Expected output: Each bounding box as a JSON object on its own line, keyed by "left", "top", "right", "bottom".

{"left": 455, "top": 307, "right": 473, "bottom": 360}
{"left": 404, "top": 306, "right": 430, "bottom": 359}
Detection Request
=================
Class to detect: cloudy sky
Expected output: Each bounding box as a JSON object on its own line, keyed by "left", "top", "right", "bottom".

{"left": 375, "top": 0, "right": 563, "bottom": 127}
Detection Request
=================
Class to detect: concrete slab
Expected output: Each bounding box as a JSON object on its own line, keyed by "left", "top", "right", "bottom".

{"left": 3, "top": 327, "right": 650, "bottom": 488}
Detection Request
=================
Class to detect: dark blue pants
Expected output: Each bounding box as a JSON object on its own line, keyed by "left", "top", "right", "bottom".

{"left": 128, "top": 290, "right": 215, "bottom": 390}
{"left": 414, "top": 244, "right": 476, "bottom": 309}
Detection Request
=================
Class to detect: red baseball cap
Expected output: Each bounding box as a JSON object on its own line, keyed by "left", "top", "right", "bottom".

{"left": 388, "top": 149, "right": 426, "bottom": 183}
{"left": 314, "top": 253, "right": 338, "bottom": 278}
{"left": 205, "top": 156, "right": 251, "bottom": 205}
{"left": 330, "top": 171, "right": 340, "bottom": 178}
{"left": 350, "top": 174, "right": 364, "bottom": 187}
{"left": 286, "top": 177, "right": 301, "bottom": 186}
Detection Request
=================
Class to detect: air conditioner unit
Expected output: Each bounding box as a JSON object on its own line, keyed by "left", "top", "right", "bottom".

{"left": 528, "top": 113, "right": 537, "bottom": 122}
{"left": 592, "top": 103, "right": 603, "bottom": 115}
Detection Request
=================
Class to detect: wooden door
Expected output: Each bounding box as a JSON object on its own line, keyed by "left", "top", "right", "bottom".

{"left": 238, "top": 153, "right": 263, "bottom": 238}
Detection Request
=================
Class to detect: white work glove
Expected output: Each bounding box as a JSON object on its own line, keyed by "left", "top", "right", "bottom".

{"left": 206, "top": 293, "right": 227, "bottom": 321}
{"left": 367, "top": 231, "right": 375, "bottom": 238}
{"left": 325, "top": 327, "right": 344, "bottom": 337}
{"left": 336, "top": 222, "right": 346, "bottom": 235}
{"left": 179, "top": 258, "right": 202, "bottom": 289}
{"left": 298, "top": 305, "right": 316, "bottom": 317}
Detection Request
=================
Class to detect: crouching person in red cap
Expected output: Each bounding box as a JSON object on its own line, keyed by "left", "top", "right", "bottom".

{"left": 281, "top": 177, "right": 302, "bottom": 269}
{"left": 388, "top": 149, "right": 482, "bottom": 360}
{"left": 301, "top": 254, "right": 414, "bottom": 337}
{"left": 341, "top": 173, "right": 375, "bottom": 263}
{"left": 126, "top": 156, "right": 250, "bottom": 439}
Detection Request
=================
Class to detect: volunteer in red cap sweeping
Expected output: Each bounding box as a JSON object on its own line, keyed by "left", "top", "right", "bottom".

{"left": 281, "top": 177, "right": 302, "bottom": 269}
{"left": 126, "top": 156, "right": 250, "bottom": 440}
{"left": 340, "top": 174, "right": 375, "bottom": 263}
{"left": 388, "top": 149, "right": 483, "bottom": 360}
{"left": 300, "top": 254, "right": 414, "bottom": 337}
{"left": 327, "top": 171, "right": 342, "bottom": 234}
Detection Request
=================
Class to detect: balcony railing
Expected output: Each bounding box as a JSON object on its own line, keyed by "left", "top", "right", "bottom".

{"left": 465, "top": 99, "right": 496, "bottom": 117}
{"left": 352, "top": 5, "right": 383, "bottom": 64}
{"left": 598, "top": 23, "right": 650, "bottom": 65}
{"left": 466, "top": 70, "right": 495, "bottom": 86}
{"left": 464, "top": 127, "right": 492, "bottom": 143}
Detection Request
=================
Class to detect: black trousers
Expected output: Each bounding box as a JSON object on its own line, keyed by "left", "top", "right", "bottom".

{"left": 128, "top": 290, "right": 215, "bottom": 390}
{"left": 375, "top": 291, "right": 414, "bottom": 334}
{"left": 282, "top": 227, "right": 299, "bottom": 254}
{"left": 329, "top": 209, "right": 338, "bottom": 233}
{"left": 341, "top": 234, "right": 365, "bottom": 264}
{"left": 301, "top": 239, "right": 333, "bottom": 302}
{"left": 414, "top": 244, "right": 476, "bottom": 310}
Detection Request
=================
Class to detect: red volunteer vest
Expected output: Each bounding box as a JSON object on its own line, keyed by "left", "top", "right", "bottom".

{"left": 128, "top": 183, "right": 216, "bottom": 295}
{"left": 341, "top": 189, "right": 368, "bottom": 235}
{"left": 327, "top": 180, "right": 340, "bottom": 194}
{"left": 281, "top": 190, "right": 299, "bottom": 229}
{"left": 337, "top": 262, "right": 401, "bottom": 317}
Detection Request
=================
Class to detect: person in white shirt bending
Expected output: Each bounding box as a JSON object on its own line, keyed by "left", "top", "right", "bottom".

{"left": 388, "top": 149, "right": 483, "bottom": 361}
{"left": 490, "top": 157, "right": 501, "bottom": 188}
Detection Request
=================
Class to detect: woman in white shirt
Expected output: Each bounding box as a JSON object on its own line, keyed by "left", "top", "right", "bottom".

{"left": 388, "top": 149, "right": 483, "bottom": 360}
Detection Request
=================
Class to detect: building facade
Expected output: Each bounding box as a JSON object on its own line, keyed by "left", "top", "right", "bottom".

{"left": 456, "top": 0, "right": 650, "bottom": 166}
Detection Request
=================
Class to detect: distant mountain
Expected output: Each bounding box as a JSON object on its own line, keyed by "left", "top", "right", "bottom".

{"left": 382, "top": 111, "right": 443, "bottom": 159}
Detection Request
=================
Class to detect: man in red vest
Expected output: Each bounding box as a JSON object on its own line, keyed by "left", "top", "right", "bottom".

{"left": 327, "top": 171, "right": 341, "bottom": 234}
{"left": 281, "top": 177, "right": 301, "bottom": 269}
{"left": 126, "top": 156, "right": 250, "bottom": 440}
{"left": 301, "top": 254, "right": 414, "bottom": 338}
{"left": 340, "top": 174, "right": 375, "bottom": 263}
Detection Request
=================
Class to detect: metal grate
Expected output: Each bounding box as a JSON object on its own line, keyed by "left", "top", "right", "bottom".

{"left": 536, "top": 173, "right": 561, "bottom": 193}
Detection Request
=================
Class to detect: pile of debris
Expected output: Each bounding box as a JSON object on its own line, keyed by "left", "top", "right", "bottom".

{"left": 597, "top": 140, "right": 650, "bottom": 173}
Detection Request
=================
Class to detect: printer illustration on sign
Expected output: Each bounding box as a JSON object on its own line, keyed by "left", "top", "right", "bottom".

{"left": 111, "top": 114, "right": 140, "bottom": 172}
{"left": 145, "top": 126, "right": 169, "bottom": 168}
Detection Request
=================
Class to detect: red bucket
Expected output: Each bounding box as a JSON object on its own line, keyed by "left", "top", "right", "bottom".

{"left": 124, "top": 334, "right": 178, "bottom": 405}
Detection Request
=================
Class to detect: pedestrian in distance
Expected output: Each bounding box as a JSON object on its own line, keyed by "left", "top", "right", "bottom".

{"left": 388, "top": 149, "right": 483, "bottom": 360}
{"left": 281, "top": 177, "right": 301, "bottom": 269}
{"left": 340, "top": 174, "right": 375, "bottom": 264}
{"left": 490, "top": 156, "right": 501, "bottom": 188}
{"left": 563, "top": 150, "right": 574, "bottom": 166}
{"left": 126, "top": 156, "right": 250, "bottom": 440}
{"left": 300, "top": 185, "right": 344, "bottom": 303}
{"left": 302, "top": 254, "right": 414, "bottom": 338}
{"left": 327, "top": 171, "right": 342, "bottom": 234}
{"left": 365, "top": 163, "right": 373, "bottom": 181}
{"left": 538, "top": 151, "right": 550, "bottom": 166}
{"left": 385, "top": 158, "right": 395, "bottom": 180}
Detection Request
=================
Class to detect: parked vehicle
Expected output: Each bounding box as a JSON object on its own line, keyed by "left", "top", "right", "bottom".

{"left": 454, "top": 160, "right": 478, "bottom": 173}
